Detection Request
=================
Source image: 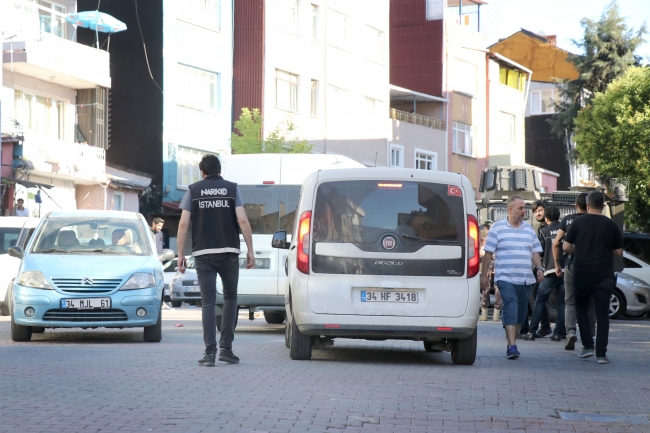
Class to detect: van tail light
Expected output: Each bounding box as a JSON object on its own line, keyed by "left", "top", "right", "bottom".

{"left": 297, "top": 211, "right": 312, "bottom": 274}
{"left": 467, "top": 215, "right": 479, "bottom": 278}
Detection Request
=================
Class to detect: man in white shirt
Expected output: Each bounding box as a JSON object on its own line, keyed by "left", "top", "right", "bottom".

{"left": 12, "top": 199, "right": 29, "bottom": 217}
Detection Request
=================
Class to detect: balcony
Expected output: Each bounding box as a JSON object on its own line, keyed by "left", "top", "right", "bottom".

{"left": 18, "top": 131, "right": 105, "bottom": 183}
{"left": 390, "top": 108, "right": 446, "bottom": 131}
{"left": 3, "top": 31, "right": 110, "bottom": 89}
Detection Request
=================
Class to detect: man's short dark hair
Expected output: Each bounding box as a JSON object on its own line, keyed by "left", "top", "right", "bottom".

{"left": 17, "top": 198, "right": 24, "bottom": 203}
{"left": 576, "top": 192, "right": 588, "bottom": 211}
{"left": 153, "top": 217, "right": 164, "bottom": 225}
{"left": 532, "top": 199, "right": 547, "bottom": 211}
{"left": 587, "top": 191, "right": 606, "bottom": 210}
{"left": 199, "top": 154, "right": 221, "bottom": 176}
{"left": 544, "top": 206, "right": 560, "bottom": 222}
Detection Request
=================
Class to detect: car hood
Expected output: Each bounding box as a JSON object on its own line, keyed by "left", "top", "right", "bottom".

{"left": 26, "top": 254, "right": 153, "bottom": 280}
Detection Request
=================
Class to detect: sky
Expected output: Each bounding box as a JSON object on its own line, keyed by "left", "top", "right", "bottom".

{"left": 481, "top": 0, "right": 650, "bottom": 62}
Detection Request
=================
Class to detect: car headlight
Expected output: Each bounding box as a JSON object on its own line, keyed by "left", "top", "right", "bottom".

{"left": 120, "top": 273, "right": 156, "bottom": 291}
{"left": 618, "top": 273, "right": 650, "bottom": 288}
{"left": 17, "top": 271, "right": 53, "bottom": 290}
{"left": 171, "top": 274, "right": 182, "bottom": 285}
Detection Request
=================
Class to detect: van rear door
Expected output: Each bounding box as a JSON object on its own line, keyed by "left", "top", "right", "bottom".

{"left": 307, "top": 179, "right": 469, "bottom": 317}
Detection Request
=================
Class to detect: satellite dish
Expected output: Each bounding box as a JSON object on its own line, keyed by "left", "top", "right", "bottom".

{"left": 538, "top": 30, "right": 546, "bottom": 36}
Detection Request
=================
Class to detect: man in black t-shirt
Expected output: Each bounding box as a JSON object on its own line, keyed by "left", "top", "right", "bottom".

{"left": 551, "top": 192, "right": 594, "bottom": 350}
{"left": 564, "top": 191, "right": 623, "bottom": 364}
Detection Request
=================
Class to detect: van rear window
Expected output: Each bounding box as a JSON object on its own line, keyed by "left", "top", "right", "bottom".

{"left": 313, "top": 180, "right": 465, "bottom": 244}
{"left": 239, "top": 185, "right": 301, "bottom": 235}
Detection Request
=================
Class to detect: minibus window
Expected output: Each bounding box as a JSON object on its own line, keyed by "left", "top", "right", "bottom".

{"left": 238, "top": 185, "right": 301, "bottom": 234}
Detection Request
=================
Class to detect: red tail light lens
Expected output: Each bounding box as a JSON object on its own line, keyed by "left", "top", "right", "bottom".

{"left": 297, "top": 211, "right": 312, "bottom": 274}
{"left": 467, "top": 215, "right": 479, "bottom": 278}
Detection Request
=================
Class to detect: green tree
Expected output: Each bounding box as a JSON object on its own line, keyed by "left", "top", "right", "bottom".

{"left": 550, "top": 1, "right": 646, "bottom": 147}
{"left": 231, "top": 108, "right": 312, "bottom": 154}
{"left": 574, "top": 66, "right": 650, "bottom": 231}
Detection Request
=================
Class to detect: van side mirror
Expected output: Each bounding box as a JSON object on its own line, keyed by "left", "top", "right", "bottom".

{"left": 8, "top": 246, "right": 24, "bottom": 259}
{"left": 272, "top": 231, "right": 290, "bottom": 249}
{"left": 159, "top": 248, "right": 175, "bottom": 262}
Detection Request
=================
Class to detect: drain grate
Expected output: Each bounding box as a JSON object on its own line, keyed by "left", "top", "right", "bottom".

{"left": 558, "top": 412, "right": 650, "bottom": 424}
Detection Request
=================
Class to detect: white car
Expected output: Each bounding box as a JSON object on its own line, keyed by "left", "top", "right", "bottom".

{"left": 273, "top": 168, "right": 480, "bottom": 364}
{"left": 0, "top": 217, "right": 40, "bottom": 315}
{"left": 614, "top": 252, "right": 650, "bottom": 318}
{"left": 162, "top": 257, "right": 178, "bottom": 302}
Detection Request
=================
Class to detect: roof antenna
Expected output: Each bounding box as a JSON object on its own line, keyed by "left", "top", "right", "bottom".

{"left": 375, "top": 152, "right": 377, "bottom": 167}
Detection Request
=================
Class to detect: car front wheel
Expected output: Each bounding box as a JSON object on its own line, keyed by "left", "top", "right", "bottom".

{"left": 144, "top": 306, "right": 163, "bottom": 342}
{"left": 11, "top": 309, "right": 32, "bottom": 342}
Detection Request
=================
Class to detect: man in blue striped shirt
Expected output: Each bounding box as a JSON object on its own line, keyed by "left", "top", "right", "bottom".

{"left": 482, "top": 195, "right": 544, "bottom": 359}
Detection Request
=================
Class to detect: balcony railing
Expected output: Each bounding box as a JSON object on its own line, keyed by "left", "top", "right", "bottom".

{"left": 390, "top": 108, "right": 446, "bottom": 131}
{"left": 20, "top": 131, "right": 105, "bottom": 177}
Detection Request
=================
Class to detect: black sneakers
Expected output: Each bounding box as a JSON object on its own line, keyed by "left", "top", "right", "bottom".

{"left": 198, "top": 353, "right": 216, "bottom": 367}
{"left": 218, "top": 349, "right": 240, "bottom": 364}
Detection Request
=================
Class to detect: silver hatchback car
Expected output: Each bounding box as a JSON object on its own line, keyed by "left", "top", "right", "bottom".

{"left": 169, "top": 257, "right": 201, "bottom": 307}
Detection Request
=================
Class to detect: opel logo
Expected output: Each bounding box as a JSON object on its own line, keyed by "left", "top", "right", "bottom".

{"left": 382, "top": 236, "right": 396, "bottom": 250}
{"left": 81, "top": 277, "right": 94, "bottom": 286}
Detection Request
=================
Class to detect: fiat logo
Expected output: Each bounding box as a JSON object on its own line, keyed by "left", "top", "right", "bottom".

{"left": 382, "top": 236, "right": 396, "bottom": 250}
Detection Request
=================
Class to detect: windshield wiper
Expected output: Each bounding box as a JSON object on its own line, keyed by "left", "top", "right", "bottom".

{"left": 39, "top": 248, "right": 69, "bottom": 253}
{"left": 69, "top": 249, "right": 105, "bottom": 253}
{"left": 402, "top": 234, "right": 455, "bottom": 243}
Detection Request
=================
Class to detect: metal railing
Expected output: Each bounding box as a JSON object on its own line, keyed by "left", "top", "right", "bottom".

{"left": 389, "top": 108, "right": 445, "bottom": 131}
{"left": 21, "top": 132, "right": 105, "bottom": 175}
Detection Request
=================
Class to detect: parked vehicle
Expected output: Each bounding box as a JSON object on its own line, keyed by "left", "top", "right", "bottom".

{"left": 0, "top": 217, "right": 40, "bottom": 316}
{"left": 162, "top": 257, "right": 178, "bottom": 303}
{"left": 274, "top": 168, "right": 480, "bottom": 365}
{"left": 6, "top": 210, "right": 174, "bottom": 342}
{"left": 192, "top": 154, "right": 366, "bottom": 329}
{"left": 169, "top": 256, "right": 200, "bottom": 308}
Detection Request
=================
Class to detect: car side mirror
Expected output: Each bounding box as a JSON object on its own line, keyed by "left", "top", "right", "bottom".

{"left": 158, "top": 248, "right": 175, "bottom": 262}
{"left": 272, "top": 231, "right": 290, "bottom": 249}
{"left": 8, "top": 246, "right": 23, "bottom": 259}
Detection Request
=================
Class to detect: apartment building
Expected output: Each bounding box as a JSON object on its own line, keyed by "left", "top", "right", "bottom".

{"left": 489, "top": 29, "right": 584, "bottom": 190}
{"left": 388, "top": 0, "right": 550, "bottom": 194}
{"left": 77, "top": 0, "right": 234, "bottom": 224}
{"left": 234, "top": 0, "right": 412, "bottom": 167}
{"left": 1, "top": 0, "right": 110, "bottom": 216}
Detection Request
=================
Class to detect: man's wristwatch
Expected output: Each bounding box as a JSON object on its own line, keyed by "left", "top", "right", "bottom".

{"left": 538, "top": 267, "right": 545, "bottom": 273}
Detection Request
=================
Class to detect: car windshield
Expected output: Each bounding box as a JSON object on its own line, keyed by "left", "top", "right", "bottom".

{"left": 31, "top": 217, "right": 152, "bottom": 256}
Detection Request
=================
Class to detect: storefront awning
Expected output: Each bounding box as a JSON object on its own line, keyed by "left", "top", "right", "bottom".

{"left": 2, "top": 177, "right": 53, "bottom": 189}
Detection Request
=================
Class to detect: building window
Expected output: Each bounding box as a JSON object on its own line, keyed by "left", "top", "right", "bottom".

{"left": 364, "top": 25, "right": 385, "bottom": 63}
{"left": 177, "top": 64, "right": 220, "bottom": 112}
{"left": 499, "top": 112, "right": 515, "bottom": 144}
{"left": 310, "top": 80, "right": 319, "bottom": 117}
{"left": 452, "top": 121, "right": 475, "bottom": 156}
{"left": 326, "top": 84, "right": 348, "bottom": 109}
{"left": 276, "top": 70, "right": 298, "bottom": 112}
{"left": 177, "top": 0, "right": 220, "bottom": 31}
{"left": 112, "top": 192, "right": 124, "bottom": 211}
{"left": 454, "top": 59, "right": 477, "bottom": 96}
{"left": 328, "top": 9, "right": 348, "bottom": 49}
{"left": 415, "top": 150, "right": 437, "bottom": 170}
{"left": 14, "top": 0, "right": 67, "bottom": 38}
{"left": 389, "top": 144, "right": 404, "bottom": 168}
{"left": 14, "top": 89, "right": 66, "bottom": 140}
{"left": 277, "top": 0, "right": 299, "bottom": 34}
{"left": 530, "top": 89, "right": 556, "bottom": 115}
{"left": 499, "top": 67, "right": 526, "bottom": 91}
{"left": 365, "top": 97, "right": 384, "bottom": 117}
{"left": 311, "top": 4, "right": 319, "bottom": 40}
{"left": 177, "top": 147, "right": 217, "bottom": 188}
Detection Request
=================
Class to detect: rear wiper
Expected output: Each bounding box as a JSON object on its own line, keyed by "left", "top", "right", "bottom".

{"left": 402, "top": 234, "right": 455, "bottom": 243}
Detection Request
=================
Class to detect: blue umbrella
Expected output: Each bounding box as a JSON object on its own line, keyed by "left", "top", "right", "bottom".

{"left": 66, "top": 11, "right": 127, "bottom": 51}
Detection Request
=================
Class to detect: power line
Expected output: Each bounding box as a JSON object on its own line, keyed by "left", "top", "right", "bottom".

{"left": 134, "top": 0, "right": 163, "bottom": 95}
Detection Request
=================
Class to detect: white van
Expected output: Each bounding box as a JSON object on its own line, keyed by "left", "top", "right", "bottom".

{"left": 185, "top": 154, "right": 365, "bottom": 327}
{"left": 272, "top": 168, "right": 480, "bottom": 364}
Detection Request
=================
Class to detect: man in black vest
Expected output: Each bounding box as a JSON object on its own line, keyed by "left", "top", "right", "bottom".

{"left": 177, "top": 155, "right": 254, "bottom": 366}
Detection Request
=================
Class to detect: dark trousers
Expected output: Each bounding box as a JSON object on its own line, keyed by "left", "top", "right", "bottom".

{"left": 575, "top": 274, "right": 615, "bottom": 357}
{"left": 521, "top": 281, "right": 550, "bottom": 334}
{"left": 195, "top": 253, "right": 240, "bottom": 354}
{"left": 529, "top": 274, "right": 565, "bottom": 336}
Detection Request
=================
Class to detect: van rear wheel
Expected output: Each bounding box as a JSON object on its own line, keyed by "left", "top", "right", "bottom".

{"left": 216, "top": 313, "right": 239, "bottom": 332}
{"left": 423, "top": 342, "right": 441, "bottom": 352}
{"left": 289, "top": 312, "right": 312, "bottom": 360}
{"left": 451, "top": 328, "right": 477, "bottom": 365}
{"left": 264, "top": 311, "right": 285, "bottom": 324}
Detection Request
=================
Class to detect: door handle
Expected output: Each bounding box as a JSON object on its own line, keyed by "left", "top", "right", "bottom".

{"left": 284, "top": 257, "right": 289, "bottom": 276}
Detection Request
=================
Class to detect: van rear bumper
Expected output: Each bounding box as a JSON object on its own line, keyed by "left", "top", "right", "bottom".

{"left": 214, "top": 294, "right": 285, "bottom": 309}
{"left": 298, "top": 324, "right": 475, "bottom": 340}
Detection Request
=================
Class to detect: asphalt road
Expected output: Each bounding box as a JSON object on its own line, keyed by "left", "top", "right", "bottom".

{"left": 1, "top": 308, "right": 649, "bottom": 432}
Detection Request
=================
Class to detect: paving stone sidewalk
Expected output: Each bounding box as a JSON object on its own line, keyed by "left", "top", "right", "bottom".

{"left": 0, "top": 310, "right": 649, "bottom": 432}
